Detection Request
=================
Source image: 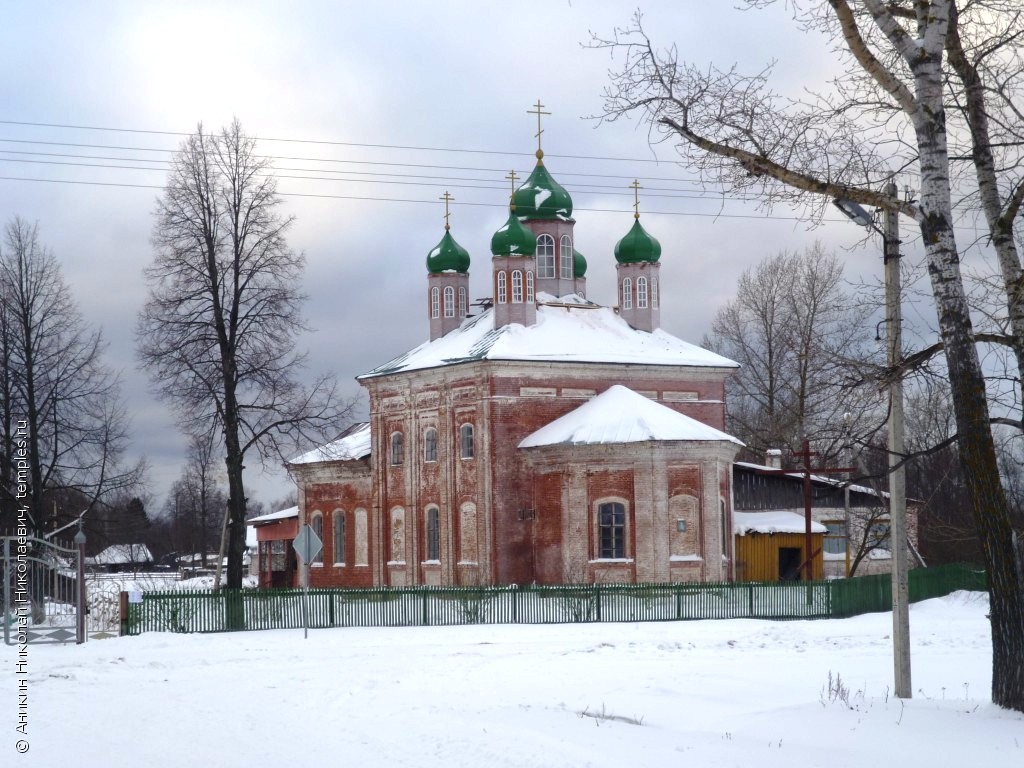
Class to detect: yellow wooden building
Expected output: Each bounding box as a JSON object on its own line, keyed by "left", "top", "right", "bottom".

{"left": 733, "top": 511, "right": 826, "bottom": 581}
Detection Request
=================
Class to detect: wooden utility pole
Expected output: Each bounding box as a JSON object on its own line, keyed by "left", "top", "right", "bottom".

{"left": 758, "top": 441, "right": 852, "bottom": 580}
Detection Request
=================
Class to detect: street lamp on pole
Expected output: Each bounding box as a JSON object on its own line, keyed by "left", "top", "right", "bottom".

{"left": 833, "top": 181, "right": 912, "bottom": 699}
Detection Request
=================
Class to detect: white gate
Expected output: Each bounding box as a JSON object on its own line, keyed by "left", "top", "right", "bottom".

{"left": 2, "top": 536, "right": 85, "bottom": 645}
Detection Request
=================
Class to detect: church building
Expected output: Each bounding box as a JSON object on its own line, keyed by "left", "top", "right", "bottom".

{"left": 267, "top": 136, "right": 747, "bottom": 589}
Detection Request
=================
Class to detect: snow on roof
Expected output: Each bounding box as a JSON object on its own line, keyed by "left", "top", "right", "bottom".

{"left": 733, "top": 511, "right": 827, "bottom": 536}
{"left": 360, "top": 294, "right": 738, "bottom": 379}
{"left": 289, "top": 423, "right": 371, "bottom": 465}
{"left": 248, "top": 505, "right": 299, "bottom": 525}
{"left": 86, "top": 543, "right": 153, "bottom": 565}
{"left": 519, "top": 385, "right": 743, "bottom": 448}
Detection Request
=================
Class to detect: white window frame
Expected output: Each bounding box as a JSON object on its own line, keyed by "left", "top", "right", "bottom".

{"left": 443, "top": 286, "right": 455, "bottom": 318}
{"left": 559, "top": 235, "right": 573, "bottom": 278}
{"left": 511, "top": 270, "right": 523, "bottom": 303}
{"left": 526, "top": 271, "right": 534, "bottom": 302}
{"left": 537, "top": 234, "right": 555, "bottom": 278}
{"left": 652, "top": 277, "right": 659, "bottom": 309}
{"left": 425, "top": 506, "right": 441, "bottom": 562}
{"left": 423, "top": 428, "right": 438, "bottom": 463}
{"left": 622, "top": 277, "right": 633, "bottom": 310}
{"left": 636, "top": 276, "right": 648, "bottom": 308}
{"left": 430, "top": 286, "right": 440, "bottom": 319}
{"left": 497, "top": 271, "right": 507, "bottom": 304}
{"left": 333, "top": 510, "right": 346, "bottom": 566}
{"left": 459, "top": 423, "right": 474, "bottom": 459}
{"left": 458, "top": 286, "right": 467, "bottom": 318}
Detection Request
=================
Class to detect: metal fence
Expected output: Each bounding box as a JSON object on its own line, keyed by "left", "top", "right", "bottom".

{"left": 121, "top": 563, "right": 986, "bottom": 636}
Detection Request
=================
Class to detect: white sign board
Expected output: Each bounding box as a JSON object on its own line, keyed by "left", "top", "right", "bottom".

{"left": 292, "top": 524, "right": 323, "bottom": 565}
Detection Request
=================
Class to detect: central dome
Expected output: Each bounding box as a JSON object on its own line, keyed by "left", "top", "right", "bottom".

{"left": 511, "top": 162, "right": 573, "bottom": 220}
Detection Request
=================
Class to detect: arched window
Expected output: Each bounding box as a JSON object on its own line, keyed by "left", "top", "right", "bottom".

{"left": 443, "top": 286, "right": 455, "bottom": 318}
{"left": 333, "top": 510, "right": 346, "bottom": 565}
{"left": 636, "top": 276, "right": 648, "bottom": 308}
{"left": 559, "top": 235, "right": 573, "bottom": 278}
{"left": 425, "top": 506, "right": 440, "bottom": 561}
{"left": 458, "top": 286, "right": 467, "bottom": 318}
{"left": 597, "top": 501, "right": 626, "bottom": 559}
{"left": 390, "top": 432, "right": 404, "bottom": 466}
{"left": 430, "top": 286, "right": 440, "bottom": 319}
{"left": 526, "top": 271, "right": 534, "bottom": 302}
{"left": 622, "top": 278, "right": 633, "bottom": 310}
{"left": 311, "top": 512, "right": 324, "bottom": 565}
{"left": 537, "top": 234, "right": 555, "bottom": 278}
{"left": 423, "top": 428, "right": 438, "bottom": 463}
{"left": 460, "top": 423, "right": 474, "bottom": 459}
{"left": 497, "top": 271, "right": 507, "bottom": 304}
{"left": 652, "top": 277, "right": 659, "bottom": 309}
{"left": 511, "top": 270, "right": 523, "bottom": 303}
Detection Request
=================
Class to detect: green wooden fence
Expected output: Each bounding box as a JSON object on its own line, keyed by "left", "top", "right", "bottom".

{"left": 121, "top": 563, "right": 986, "bottom": 636}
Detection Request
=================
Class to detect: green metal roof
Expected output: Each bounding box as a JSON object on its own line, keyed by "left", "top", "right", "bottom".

{"left": 511, "top": 161, "right": 573, "bottom": 220}
{"left": 426, "top": 229, "right": 471, "bottom": 273}
{"left": 490, "top": 212, "right": 537, "bottom": 257}
{"left": 614, "top": 219, "right": 662, "bottom": 264}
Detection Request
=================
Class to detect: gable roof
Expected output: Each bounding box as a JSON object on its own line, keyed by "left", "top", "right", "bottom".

{"left": 289, "top": 423, "right": 371, "bottom": 465}
{"left": 360, "top": 294, "right": 738, "bottom": 379}
{"left": 519, "top": 385, "right": 742, "bottom": 448}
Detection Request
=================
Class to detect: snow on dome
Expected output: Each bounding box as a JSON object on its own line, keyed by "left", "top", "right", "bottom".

{"left": 361, "top": 301, "right": 738, "bottom": 379}
{"left": 519, "top": 385, "right": 743, "bottom": 448}
{"left": 290, "top": 423, "right": 371, "bottom": 465}
{"left": 733, "top": 511, "right": 827, "bottom": 537}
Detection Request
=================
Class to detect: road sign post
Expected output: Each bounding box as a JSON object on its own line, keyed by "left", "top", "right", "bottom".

{"left": 292, "top": 524, "right": 322, "bottom": 640}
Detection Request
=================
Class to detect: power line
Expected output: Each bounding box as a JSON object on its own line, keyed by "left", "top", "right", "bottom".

{"left": 0, "top": 155, "right": 770, "bottom": 202}
{"left": 0, "top": 119, "right": 674, "bottom": 164}
{"left": 0, "top": 137, "right": 713, "bottom": 186}
{"left": 0, "top": 174, "right": 840, "bottom": 222}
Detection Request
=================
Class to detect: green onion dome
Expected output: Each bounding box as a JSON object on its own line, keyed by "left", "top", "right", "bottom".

{"left": 426, "top": 230, "right": 471, "bottom": 273}
{"left": 614, "top": 219, "right": 662, "bottom": 264}
{"left": 490, "top": 212, "right": 537, "bottom": 257}
{"left": 511, "top": 162, "right": 573, "bottom": 220}
{"left": 573, "top": 248, "right": 587, "bottom": 278}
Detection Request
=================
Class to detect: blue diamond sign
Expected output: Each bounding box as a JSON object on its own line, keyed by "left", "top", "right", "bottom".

{"left": 292, "top": 524, "right": 322, "bottom": 565}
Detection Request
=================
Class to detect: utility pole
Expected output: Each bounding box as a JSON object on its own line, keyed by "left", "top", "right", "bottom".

{"left": 885, "top": 180, "right": 911, "bottom": 698}
{"left": 833, "top": 184, "right": 911, "bottom": 698}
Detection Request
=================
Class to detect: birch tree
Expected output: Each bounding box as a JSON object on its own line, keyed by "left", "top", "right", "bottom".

{"left": 596, "top": 1, "right": 1024, "bottom": 711}
{"left": 138, "top": 120, "right": 348, "bottom": 595}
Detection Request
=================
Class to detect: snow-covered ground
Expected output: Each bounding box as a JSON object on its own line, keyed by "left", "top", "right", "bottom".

{"left": 11, "top": 591, "right": 1023, "bottom": 767}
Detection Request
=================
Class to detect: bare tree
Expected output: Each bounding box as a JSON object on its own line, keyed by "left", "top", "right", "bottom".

{"left": 0, "top": 217, "right": 142, "bottom": 537}
{"left": 705, "top": 243, "right": 880, "bottom": 463}
{"left": 138, "top": 120, "right": 349, "bottom": 594}
{"left": 595, "top": 2, "right": 1024, "bottom": 710}
{"left": 164, "top": 427, "right": 226, "bottom": 569}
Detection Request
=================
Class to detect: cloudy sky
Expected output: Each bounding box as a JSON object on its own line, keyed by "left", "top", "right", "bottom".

{"left": 1, "top": 1, "right": 934, "bottom": 512}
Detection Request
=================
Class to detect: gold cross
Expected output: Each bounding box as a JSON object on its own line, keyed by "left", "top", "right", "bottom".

{"left": 527, "top": 99, "right": 551, "bottom": 160}
{"left": 630, "top": 179, "right": 643, "bottom": 219}
{"left": 505, "top": 169, "right": 519, "bottom": 209}
{"left": 439, "top": 190, "right": 454, "bottom": 230}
